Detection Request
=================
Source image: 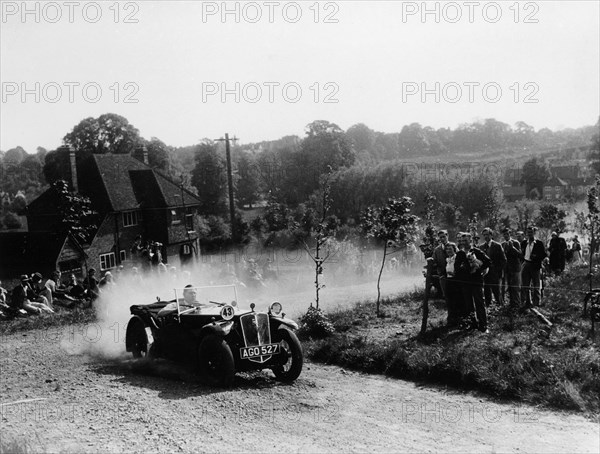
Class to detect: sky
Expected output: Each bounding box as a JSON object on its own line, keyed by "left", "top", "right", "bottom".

{"left": 1, "top": 0, "right": 599, "bottom": 152}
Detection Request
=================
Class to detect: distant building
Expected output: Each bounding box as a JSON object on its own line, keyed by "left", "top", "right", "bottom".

{"left": 543, "top": 176, "right": 569, "bottom": 201}
{"left": 502, "top": 185, "right": 526, "bottom": 202}
{"left": 1, "top": 151, "right": 202, "bottom": 279}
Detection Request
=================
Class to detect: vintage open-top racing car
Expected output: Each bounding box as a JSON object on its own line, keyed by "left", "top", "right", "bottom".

{"left": 125, "top": 285, "right": 303, "bottom": 387}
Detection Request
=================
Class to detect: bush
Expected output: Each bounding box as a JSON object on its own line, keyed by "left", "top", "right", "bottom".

{"left": 297, "top": 305, "right": 336, "bottom": 339}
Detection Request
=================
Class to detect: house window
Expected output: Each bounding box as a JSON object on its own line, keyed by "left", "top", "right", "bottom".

{"left": 100, "top": 252, "right": 116, "bottom": 271}
{"left": 171, "top": 209, "right": 181, "bottom": 225}
{"left": 182, "top": 244, "right": 192, "bottom": 255}
{"left": 119, "top": 250, "right": 126, "bottom": 262}
{"left": 123, "top": 211, "right": 139, "bottom": 227}
{"left": 185, "top": 212, "right": 194, "bottom": 231}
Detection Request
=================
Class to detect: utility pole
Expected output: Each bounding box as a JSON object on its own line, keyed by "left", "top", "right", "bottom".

{"left": 216, "top": 133, "right": 238, "bottom": 242}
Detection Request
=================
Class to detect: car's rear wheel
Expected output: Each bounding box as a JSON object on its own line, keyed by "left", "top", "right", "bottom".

{"left": 198, "top": 335, "right": 235, "bottom": 387}
{"left": 127, "top": 320, "right": 149, "bottom": 359}
{"left": 272, "top": 327, "right": 303, "bottom": 382}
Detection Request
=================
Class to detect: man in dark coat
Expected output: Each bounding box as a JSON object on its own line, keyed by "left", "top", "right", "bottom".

{"left": 480, "top": 227, "right": 507, "bottom": 307}
{"left": 455, "top": 232, "right": 491, "bottom": 333}
{"left": 501, "top": 228, "right": 523, "bottom": 307}
{"left": 548, "top": 231, "right": 568, "bottom": 275}
{"left": 520, "top": 226, "right": 547, "bottom": 308}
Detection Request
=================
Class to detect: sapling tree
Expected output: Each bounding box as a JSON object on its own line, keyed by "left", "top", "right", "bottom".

{"left": 361, "top": 197, "right": 419, "bottom": 316}
{"left": 301, "top": 167, "right": 338, "bottom": 309}
{"left": 586, "top": 177, "right": 600, "bottom": 291}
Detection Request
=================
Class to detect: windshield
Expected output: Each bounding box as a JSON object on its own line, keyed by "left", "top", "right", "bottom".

{"left": 172, "top": 284, "right": 238, "bottom": 312}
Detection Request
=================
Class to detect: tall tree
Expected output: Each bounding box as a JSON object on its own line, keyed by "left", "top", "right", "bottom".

{"left": 143, "top": 137, "right": 171, "bottom": 171}
{"left": 63, "top": 113, "right": 142, "bottom": 156}
{"left": 190, "top": 141, "right": 227, "bottom": 216}
{"left": 44, "top": 114, "right": 144, "bottom": 184}
{"left": 346, "top": 123, "right": 376, "bottom": 154}
{"left": 236, "top": 153, "right": 260, "bottom": 209}
{"left": 521, "top": 157, "right": 551, "bottom": 198}
{"left": 282, "top": 120, "right": 354, "bottom": 205}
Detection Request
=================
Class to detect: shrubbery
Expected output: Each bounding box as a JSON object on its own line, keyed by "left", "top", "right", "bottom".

{"left": 297, "top": 305, "right": 335, "bottom": 339}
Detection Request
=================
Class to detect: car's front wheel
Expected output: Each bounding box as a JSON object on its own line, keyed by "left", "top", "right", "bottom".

{"left": 126, "top": 319, "right": 149, "bottom": 359}
{"left": 197, "top": 335, "right": 235, "bottom": 387}
{"left": 272, "top": 327, "right": 303, "bottom": 382}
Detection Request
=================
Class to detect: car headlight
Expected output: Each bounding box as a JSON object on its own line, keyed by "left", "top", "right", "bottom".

{"left": 269, "top": 302, "right": 282, "bottom": 315}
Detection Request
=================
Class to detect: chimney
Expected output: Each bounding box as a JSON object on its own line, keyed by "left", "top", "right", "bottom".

{"left": 69, "top": 146, "right": 78, "bottom": 192}
{"left": 142, "top": 145, "right": 149, "bottom": 165}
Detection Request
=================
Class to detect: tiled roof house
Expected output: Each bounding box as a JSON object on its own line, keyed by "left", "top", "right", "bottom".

{"left": 14, "top": 151, "right": 201, "bottom": 277}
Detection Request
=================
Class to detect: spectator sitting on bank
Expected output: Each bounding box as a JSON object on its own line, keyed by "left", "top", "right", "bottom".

{"left": 83, "top": 268, "right": 101, "bottom": 301}
{"left": 0, "top": 281, "right": 9, "bottom": 314}
{"left": 66, "top": 274, "right": 86, "bottom": 299}
{"left": 30, "top": 272, "right": 54, "bottom": 309}
{"left": 45, "top": 270, "right": 77, "bottom": 308}
{"left": 12, "top": 275, "right": 54, "bottom": 315}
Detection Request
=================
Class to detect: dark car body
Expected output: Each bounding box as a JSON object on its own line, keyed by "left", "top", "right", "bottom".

{"left": 125, "top": 287, "right": 303, "bottom": 386}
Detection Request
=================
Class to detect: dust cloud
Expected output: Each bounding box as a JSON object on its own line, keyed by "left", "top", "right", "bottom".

{"left": 61, "top": 246, "right": 424, "bottom": 360}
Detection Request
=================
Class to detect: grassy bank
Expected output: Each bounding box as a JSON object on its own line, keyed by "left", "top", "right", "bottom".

{"left": 302, "top": 265, "right": 600, "bottom": 414}
{"left": 0, "top": 306, "right": 96, "bottom": 335}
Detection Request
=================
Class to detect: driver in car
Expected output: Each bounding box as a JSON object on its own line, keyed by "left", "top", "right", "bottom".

{"left": 158, "top": 285, "right": 210, "bottom": 317}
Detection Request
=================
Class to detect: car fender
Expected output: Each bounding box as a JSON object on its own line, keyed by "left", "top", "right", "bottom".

{"left": 200, "top": 321, "right": 234, "bottom": 338}
{"left": 272, "top": 317, "right": 299, "bottom": 331}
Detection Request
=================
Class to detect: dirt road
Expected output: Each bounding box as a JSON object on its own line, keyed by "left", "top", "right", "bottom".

{"left": 1, "top": 326, "right": 598, "bottom": 453}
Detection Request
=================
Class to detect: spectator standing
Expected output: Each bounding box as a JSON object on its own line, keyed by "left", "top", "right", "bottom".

{"left": 520, "top": 226, "right": 547, "bottom": 308}
{"left": 444, "top": 242, "right": 461, "bottom": 326}
{"left": 432, "top": 230, "right": 450, "bottom": 299}
{"left": 455, "top": 232, "right": 491, "bottom": 333}
{"left": 480, "top": 228, "right": 507, "bottom": 307}
{"left": 501, "top": 228, "right": 523, "bottom": 308}
{"left": 571, "top": 235, "right": 583, "bottom": 264}
{"left": 548, "top": 232, "right": 568, "bottom": 275}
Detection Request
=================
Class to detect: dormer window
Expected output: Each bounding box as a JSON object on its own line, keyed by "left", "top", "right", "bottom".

{"left": 123, "top": 211, "right": 139, "bottom": 227}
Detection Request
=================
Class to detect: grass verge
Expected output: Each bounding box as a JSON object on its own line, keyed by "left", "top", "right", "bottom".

{"left": 0, "top": 306, "right": 96, "bottom": 336}
{"left": 301, "top": 265, "right": 600, "bottom": 414}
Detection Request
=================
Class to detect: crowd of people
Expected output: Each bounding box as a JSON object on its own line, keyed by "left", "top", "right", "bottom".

{"left": 427, "top": 226, "right": 582, "bottom": 334}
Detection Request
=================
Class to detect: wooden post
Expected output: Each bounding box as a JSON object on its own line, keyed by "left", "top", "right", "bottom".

{"left": 225, "top": 133, "right": 236, "bottom": 243}
{"left": 421, "top": 275, "right": 430, "bottom": 335}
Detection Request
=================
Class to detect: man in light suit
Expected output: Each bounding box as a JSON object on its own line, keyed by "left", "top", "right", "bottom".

{"left": 520, "top": 226, "right": 547, "bottom": 308}
{"left": 480, "top": 227, "right": 507, "bottom": 307}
